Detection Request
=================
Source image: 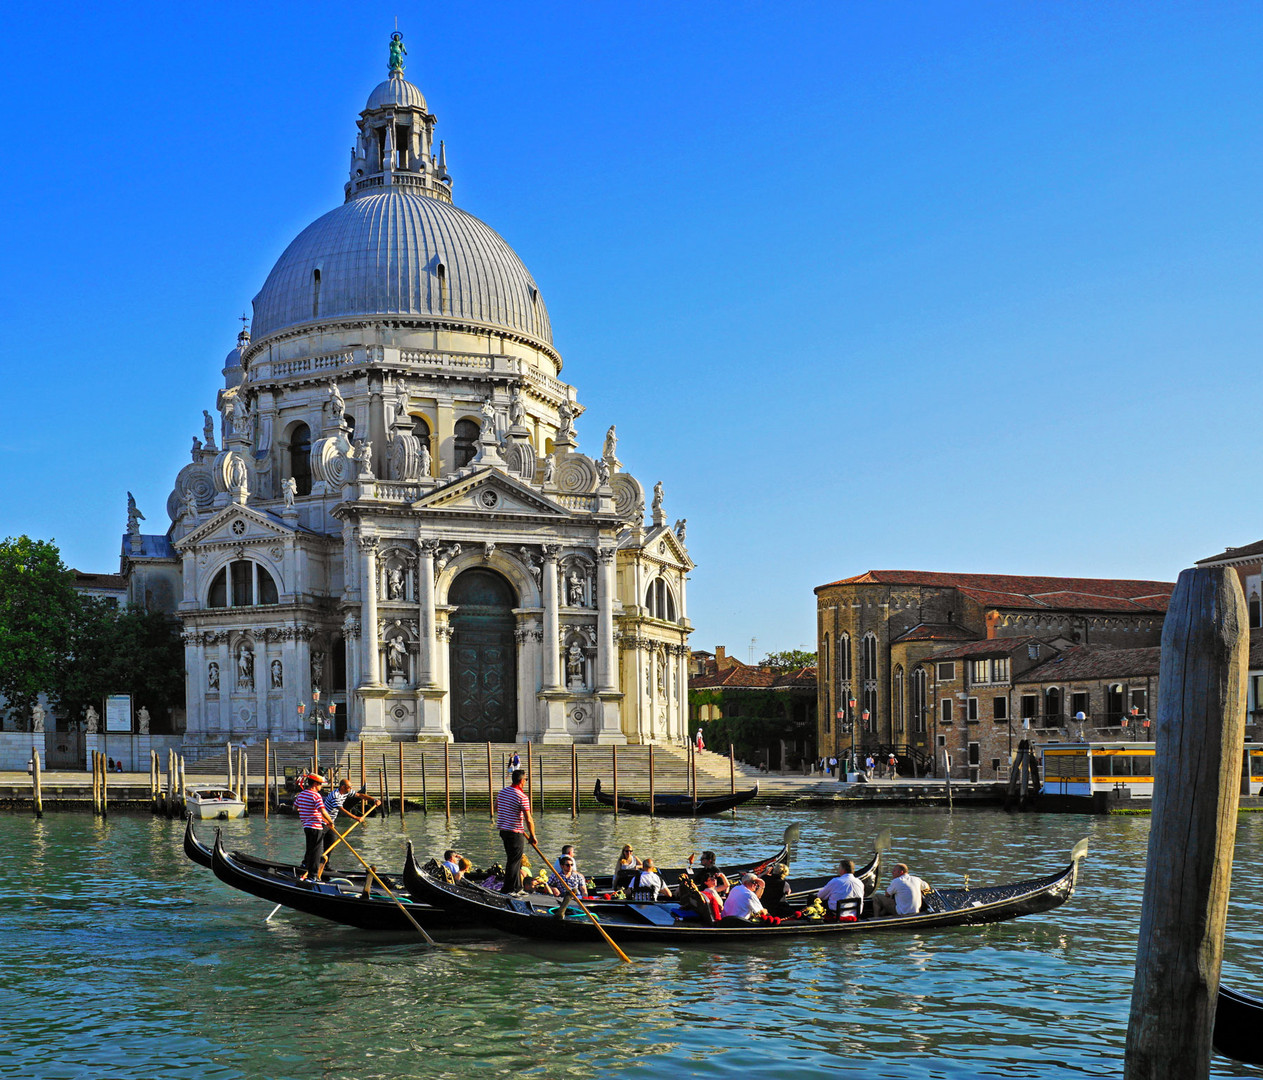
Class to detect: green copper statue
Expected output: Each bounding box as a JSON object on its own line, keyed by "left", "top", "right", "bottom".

{"left": 389, "top": 32, "right": 407, "bottom": 74}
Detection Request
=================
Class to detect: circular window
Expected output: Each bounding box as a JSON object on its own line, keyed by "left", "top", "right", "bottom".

{"left": 478, "top": 489, "right": 500, "bottom": 509}
{"left": 231, "top": 520, "right": 246, "bottom": 535}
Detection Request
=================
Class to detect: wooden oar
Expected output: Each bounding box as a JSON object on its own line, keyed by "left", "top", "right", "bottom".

{"left": 327, "top": 824, "right": 441, "bottom": 947}
{"left": 319, "top": 798, "right": 378, "bottom": 864}
{"left": 527, "top": 836, "right": 631, "bottom": 964}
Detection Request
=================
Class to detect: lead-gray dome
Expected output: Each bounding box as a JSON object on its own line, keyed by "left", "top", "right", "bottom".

{"left": 365, "top": 72, "right": 427, "bottom": 112}
{"left": 251, "top": 190, "right": 552, "bottom": 345}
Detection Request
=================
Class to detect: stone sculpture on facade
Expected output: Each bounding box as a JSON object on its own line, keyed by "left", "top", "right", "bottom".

{"left": 435, "top": 543, "right": 461, "bottom": 573}
{"left": 418, "top": 442, "right": 431, "bottom": 477}
{"left": 353, "top": 438, "right": 374, "bottom": 478}
{"left": 203, "top": 410, "right": 216, "bottom": 450}
{"left": 311, "top": 652, "right": 325, "bottom": 684}
{"left": 270, "top": 659, "right": 283, "bottom": 689}
{"left": 137, "top": 706, "right": 150, "bottom": 734}
{"left": 208, "top": 662, "right": 220, "bottom": 691}
{"left": 479, "top": 395, "right": 496, "bottom": 437}
{"left": 394, "top": 383, "right": 410, "bottom": 425}
{"left": 567, "top": 570, "right": 585, "bottom": 607}
{"left": 652, "top": 481, "right": 664, "bottom": 513}
{"left": 328, "top": 380, "right": 346, "bottom": 424}
{"left": 387, "top": 635, "right": 408, "bottom": 677}
{"left": 603, "top": 425, "right": 617, "bottom": 461}
{"left": 192, "top": 436, "right": 202, "bottom": 454}
{"left": 127, "top": 492, "right": 145, "bottom": 535}
{"left": 236, "top": 643, "right": 255, "bottom": 690}
{"left": 509, "top": 386, "right": 526, "bottom": 427}
{"left": 282, "top": 476, "right": 297, "bottom": 508}
{"left": 595, "top": 458, "right": 610, "bottom": 486}
{"left": 558, "top": 402, "right": 576, "bottom": 440}
{"left": 85, "top": 706, "right": 99, "bottom": 733}
{"left": 541, "top": 453, "right": 555, "bottom": 485}
{"left": 674, "top": 518, "right": 687, "bottom": 541}
{"left": 182, "top": 489, "right": 199, "bottom": 522}
{"left": 31, "top": 704, "right": 44, "bottom": 733}
{"left": 227, "top": 455, "right": 249, "bottom": 501}
{"left": 567, "top": 642, "right": 585, "bottom": 686}
{"left": 388, "top": 30, "right": 407, "bottom": 72}
{"left": 388, "top": 566, "right": 404, "bottom": 599}
{"left": 236, "top": 398, "right": 255, "bottom": 442}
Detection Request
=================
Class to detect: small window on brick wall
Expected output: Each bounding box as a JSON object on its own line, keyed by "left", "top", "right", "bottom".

{"left": 993, "top": 696, "right": 1007, "bottom": 721}
{"left": 936, "top": 662, "right": 955, "bottom": 681}
{"left": 967, "top": 697, "right": 979, "bottom": 722}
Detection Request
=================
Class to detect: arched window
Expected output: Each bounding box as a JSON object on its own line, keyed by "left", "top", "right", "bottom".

{"left": 821, "top": 634, "right": 831, "bottom": 732}
{"left": 207, "top": 560, "right": 280, "bottom": 608}
{"left": 861, "top": 633, "right": 878, "bottom": 681}
{"left": 454, "top": 418, "right": 479, "bottom": 468}
{"left": 911, "top": 667, "right": 927, "bottom": 734}
{"left": 1046, "top": 687, "right": 1062, "bottom": 725}
{"left": 893, "top": 666, "right": 905, "bottom": 734}
{"left": 436, "top": 263, "right": 449, "bottom": 313}
{"left": 838, "top": 633, "right": 852, "bottom": 681}
{"left": 290, "top": 422, "right": 312, "bottom": 496}
{"left": 644, "top": 578, "right": 676, "bottom": 621}
{"left": 312, "top": 268, "right": 321, "bottom": 319}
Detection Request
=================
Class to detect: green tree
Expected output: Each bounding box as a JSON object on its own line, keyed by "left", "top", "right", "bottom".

{"left": 758, "top": 649, "right": 816, "bottom": 671}
{"left": 61, "top": 599, "right": 185, "bottom": 732}
{"left": 0, "top": 536, "right": 78, "bottom": 728}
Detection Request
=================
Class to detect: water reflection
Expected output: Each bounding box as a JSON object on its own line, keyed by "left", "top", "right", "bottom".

{"left": 1, "top": 809, "right": 1260, "bottom": 1078}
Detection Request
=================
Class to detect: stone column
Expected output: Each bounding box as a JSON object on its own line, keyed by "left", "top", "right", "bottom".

{"left": 417, "top": 540, "right": 438, "bottom": 686}
{"left": 541, "top": 544, "right": 562, "bottom": 691}
{"left": 596, "top": 547, "right": 617, "bottom": 692}
{"left": 359, "top": 536, "right": 381, "bottom": 686}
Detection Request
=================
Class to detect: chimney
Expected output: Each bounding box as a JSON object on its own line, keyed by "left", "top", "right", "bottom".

{"left": 715, "top": 645, "right": 727, "bottom": 666}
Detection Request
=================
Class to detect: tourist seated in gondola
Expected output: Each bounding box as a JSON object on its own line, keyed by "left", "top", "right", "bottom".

{"left": 546, "top": 854, "right": 585, "bottom": 897}
{"left": 694, "top": 851, "right": 730, "bottom": 895}
{"left": 816, "top": 859, "right": 865, "bottom": 919}
{"left": 554, "top": 844, "right": 579, "bottom": 877}
{"left": 628, "top": 858, "right": 672, "bottom": 901}
{"left": 442, "top": 850, "right": 462, "bottom": 878}
{"left": 455, "top": 856, "right": 473, "bottom": 883}
{"left": 698, "top": 869, "right": 724, "bottom": 921}
{"left": 761, "top": 863, "right": 794, "bottom": 915}
{"left": 720, "top": 873, "right": 766, "bottom": 920}
{"left": 613, "top": 844, "right": 640, "bottom": 885}
{"left": 874, "top": 863, "right": 929, "bottom": 917}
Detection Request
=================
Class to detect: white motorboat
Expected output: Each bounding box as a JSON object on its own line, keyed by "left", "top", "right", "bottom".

{"left": 185, "top": 785, "right": 246, "bottom": 820}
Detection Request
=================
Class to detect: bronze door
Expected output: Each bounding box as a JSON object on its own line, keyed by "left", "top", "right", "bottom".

{"left": 448, "top": 569, "right": 518, "bottom": 742}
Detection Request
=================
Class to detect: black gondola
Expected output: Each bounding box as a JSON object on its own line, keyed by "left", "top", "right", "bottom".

{"left": 592, "top": 778, "right": 759, "bottom": 816}
{"left": 404, "top": 838, "right": 1088, "bottom": 946}
{"left": 1214, "top": 984, "right": 1263, "bottom": 1066}
{"left": 209, "top": 830, "right": 460, "bottom": 931}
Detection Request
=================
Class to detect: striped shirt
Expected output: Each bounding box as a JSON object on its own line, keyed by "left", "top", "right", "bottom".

{"left": 495, "top": 784, "right": 529, "bottom": 832}
{"left": 294, "top": 788, "right": 325, "bottom": 829}
{"left": 323, "top": 789, "right": 349, "bottom": 822}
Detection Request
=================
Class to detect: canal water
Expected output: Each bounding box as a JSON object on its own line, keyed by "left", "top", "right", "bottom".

{"left": 3, "top": 807, "right": 1260, "bottom": 1079}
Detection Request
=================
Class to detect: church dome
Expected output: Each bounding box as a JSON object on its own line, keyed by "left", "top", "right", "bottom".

{"left": 250, "top": 189, "right": 553, "bottom": 346}
{"left": 365, "top": 72, "right": 427, "bottom": 112}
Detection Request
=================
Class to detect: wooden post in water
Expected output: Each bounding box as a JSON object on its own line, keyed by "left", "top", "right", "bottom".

{"left": 538, "top": 753, "right": 544, "bottom": 812}
{"left": 1125, "top": 567, "right": 1248, "bottom": 1080}
{"left": 381, "top": 759, "right": 390, "bottom": 817}
{"left": 460, "top": 750, "right": 467, "bottom": 815}
{"left": 399, "top": 741, "right": 405, "bottom": 821}
{"left": 32, "top": 747, "right": 42, "bottom": 819}
{"left": 149, "top": 750, "right": 157, "bottom": 813}
{"left": 612, "top": 745, "right": 618, "bottom": 818}
{"left": 360, "top": 742, "right": 366, "bottom": 791}
{"left": 691, "top": 742, "right": 697, "bottom": 815}
{"left": 100, "top": 751, "right": 108, "bottom": 817}
{"left": 486, "top": 742, "right": 494, "bottom": 821}
{"left": 526, "top": 742, "right": 534, "bottom": 808}
{"left": 444, "top": 741, "right": 451, "bottom": 821}
{"left": 240, "top": 747, "right": 248, "bottom": 813}
{"left": 179, "top": 754, "right": 186, "bottom": 804}
{"left": 648, "top": 745, "right": 655, "bottom": 818}
{"left": 730, "top": 744, "right": 736, "bottom": 795}
{"left": 571, "top": 743, "right": 578, "bottom": 819}
{"left": 263, "top": 738, "right": 270, "bottom": 821}
{"left": 420, "top": 751, "right": 428, "bottom": 814}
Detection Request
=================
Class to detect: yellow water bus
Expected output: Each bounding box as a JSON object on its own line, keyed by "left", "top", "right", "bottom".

{"left": 1040, "top": 741, "right": 1263, "bottom": 799}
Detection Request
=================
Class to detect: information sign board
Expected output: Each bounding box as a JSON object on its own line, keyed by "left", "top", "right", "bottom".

{"left": 105, "top": 694, "right": 132, "bottom": 733}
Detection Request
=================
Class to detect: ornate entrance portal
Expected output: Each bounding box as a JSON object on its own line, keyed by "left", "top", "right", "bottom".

{"left": 448, "top": 569, "right": 518, "bottom": 742}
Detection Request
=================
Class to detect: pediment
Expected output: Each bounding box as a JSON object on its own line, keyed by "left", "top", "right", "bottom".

{"left": 411, "top": 469, "right": 568, "bottom": 517}
{"left": 175, "top": 504, "right": 295, "bottom": 551}
{"left": 643, "top": 524, "right": 693, "bottom": 570}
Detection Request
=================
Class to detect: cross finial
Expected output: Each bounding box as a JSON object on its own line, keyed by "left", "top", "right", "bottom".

{"left": 239, "top": 312, "right": 249, "bottom": 332}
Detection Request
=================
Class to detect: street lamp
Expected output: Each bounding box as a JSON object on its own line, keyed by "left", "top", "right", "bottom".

{"left": 849, "top": 698, "right": 858, "bottom": 772}
{"left": 834, "top": 709, "right": 844, "bottom": 775}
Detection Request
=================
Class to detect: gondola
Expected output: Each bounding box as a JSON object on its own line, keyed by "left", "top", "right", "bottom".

{"left": 184, "top": 816, "right": 406, "bottom": 891}
{"left": 593, "top": 778, "right": 758, "bottom": 816}
{"left": 209, "top": 830, "right": 459, "bottom": 931}
{"left": 404, "top": 838, "right": 1088, "bottom": 946}
{"left": 1214, "top": 984, "right": 1263, "bottom": 1066}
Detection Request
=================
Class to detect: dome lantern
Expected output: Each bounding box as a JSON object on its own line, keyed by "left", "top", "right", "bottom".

{"left": 346, "top": 33, "right": 452, "bottom": 205}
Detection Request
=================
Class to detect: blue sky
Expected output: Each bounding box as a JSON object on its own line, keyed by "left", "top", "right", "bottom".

{"left": 1, "top": 3, "right": 1260, "bottom": 659}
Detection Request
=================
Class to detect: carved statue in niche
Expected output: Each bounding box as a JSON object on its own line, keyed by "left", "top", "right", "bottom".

{"left": 85, "top": 705, "right": 99, "bottom": 733}
{"left": 657, "top": 652, "right": 666, "bottom": 693}
{"left": 567, "top": 570, "right": 585, "bottom": 607}
{"left": 282, "top": 476, "right": 297, "bottom": 508}
{"left": 311, "top": 651, "right": 325, "bottom": 685}
{"left": 387, "top": 635, "right": 408, "bottom": 676}
{"left": 566, "top": 643, "right": 585, "bottom": 685}
{"left": 137, "top": 706, "right": 150, "bottom": 734}
{"left": 419, "top": 442, "right": 431, "bottom": 476}
{"left": 31, "top": 704, "right": 44, "bottom": 733}
{"left": 270, "top": 659, "right": 283, "bottom": 689}
{"left": 387, "top": 566, "right": 404, "bottom": 600}
{"left": 509, "top": 386, "right": 526, "bottom": 427}
{"left": 236, "top": 643, "right": 255, "bottom": 690}
{"left": 208, "top": 662, "right": 220, "bottom": 692}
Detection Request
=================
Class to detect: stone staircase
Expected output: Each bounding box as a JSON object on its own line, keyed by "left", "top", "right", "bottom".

{"left": 187, "top": 740, "right": 767, "bottom": 809}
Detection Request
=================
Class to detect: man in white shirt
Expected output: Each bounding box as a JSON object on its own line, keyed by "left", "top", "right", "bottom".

{"left": 816, "top": 858, "right": 865, "bottom": 916}
{"left": 628, "top": 857, "right": 671, "bottom": 900}
{"left": 874, "top": 863, "right": 928, "bottom": 916}
{"left": 721, "top": 873, "right": 766, "bottom": 920}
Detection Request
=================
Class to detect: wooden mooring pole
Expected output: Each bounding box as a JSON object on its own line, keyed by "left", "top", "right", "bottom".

{"left": 648, "top": 744, "right": 655, "bottom": 818}
{"left": 444, "top": 742, "right": 451, "bottom": 821}
{"left": 263, "top": 738, "right": 270, "bottom": 822}
{"left": 571, "top": 743, "right": 578, "bottom": 819}
{"left": 32, "top": 748, "right": 42, "bottom": 819}
{"left": 1124, "top": 566, "right": 1248, "bottom": 1080}
{"left": 486, "top": 742, "right": 494, "bottom": 821}
{"left": 612, "top": 745, "right": 618, "bottom": 818}
{"left": 399, "top": 741, "right": 405, "bottom": 821}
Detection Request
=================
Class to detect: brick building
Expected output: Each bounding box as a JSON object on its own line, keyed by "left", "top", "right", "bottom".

{"left": 815, "top": 570, "right": 1173, "bottom": 777}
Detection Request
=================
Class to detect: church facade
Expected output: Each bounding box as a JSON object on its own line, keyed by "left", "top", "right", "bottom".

{"left": 123, "top": 36, "right": 693, "bottom": 747}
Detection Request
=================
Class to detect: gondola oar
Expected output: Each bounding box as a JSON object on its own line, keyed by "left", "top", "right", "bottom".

{"left": 527, "top": 836, "right": 631, "bottom": 964}
{"left": 327, "top": 825, "right": 442, "bottom": 947}
{"left": 319, "top": 797, "right": 377, "bottom": 864}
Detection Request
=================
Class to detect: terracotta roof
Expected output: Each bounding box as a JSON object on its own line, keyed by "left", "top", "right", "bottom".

{"left": 1196, "top": 539, "right": 1263, "bottom": 565}
{"left": 74, "top": 571, "right": 127, "bottom": 590}
{"left": 816, "top": 570, "right": 1173, "bottom": 614}
{"left": 890, "top": 622, "right": 980, "bottom": 644}
{"left": 1015, "top": 646, "right": 1161, "bottom": 683}
{"left": 689, "top": 664, "right": 817, "bottom": 690}
{"left": 927, "top": 636, "right": 1045, "bottom": 661}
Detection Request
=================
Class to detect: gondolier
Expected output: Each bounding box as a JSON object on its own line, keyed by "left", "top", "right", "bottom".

{"left": 495, "top": 769, "right": 536, "bottom": 894}
{"left": 294, "top": 774, "right": 335, "bottom": 881}
{"left": 318, "top": 779, "right": 379, "bottom": 880}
